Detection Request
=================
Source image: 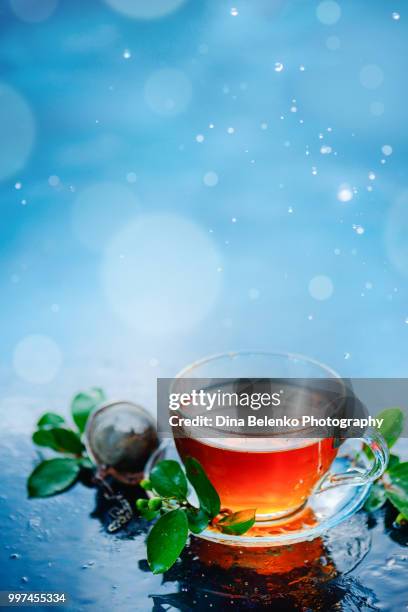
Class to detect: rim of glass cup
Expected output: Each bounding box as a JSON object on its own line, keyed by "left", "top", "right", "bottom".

{"left": 172, "top": 350, "right": 348, "bottom": 439}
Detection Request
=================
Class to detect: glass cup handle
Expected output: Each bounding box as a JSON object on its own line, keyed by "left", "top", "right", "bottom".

{"left": 315, "top": 430, "right": 389, "bottom": 493}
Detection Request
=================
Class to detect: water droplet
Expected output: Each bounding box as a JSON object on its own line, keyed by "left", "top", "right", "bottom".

{"left": 274, "top": 62, "right": 284, "bottom": 72}
{"left": 337, "top": 185, "right": 353, "bottom": 202}
{"left": 299, "top": 64, "right": 305, "bottom": 71}
{"left": 368, "top": 171, "right": 376, "bottom": 180}
{"left": 196, "top": 134, "right": 204, "bottom": 143}
{"left": 227, "top": 127, "right": 235, "bottom": 134}
{"left": 15, "top": 182, "right": 22, "bottom": 190}
{"left": 10, "top": 553, "right": 21, "bottom": 559}
{"left": 230, "top": 7, "right": 238, "bottom": 16}
{"left": 123, "top": 49, "right": 131, "bottom": 59}
{"left": 344, "top": 352, "right": 351, "bottom": 360}
{"left": 382, "top": 144, "right": 392, "bottom": 156}
{"left": 311, "top": 166, "right": 317, "bottom": 175}
{"left": 320, "top": 145, "right": 332, "bottom": 154}
{"left": 353, "top": 224, "right": 365, "bottom": 235}
{"left": 405, "top": 317, "right": 408, "bottom": 325}
{"left": 392, "top": 11, "right": 400, "bottom": 20}
{"left": 231, "top": 217, "right": 237, "bottom": 223}
{"left": 288, "top": 206, "right": 293, "bottom": 213}
{"left": 260, "top": 122, "right": 268, "bottom": 130}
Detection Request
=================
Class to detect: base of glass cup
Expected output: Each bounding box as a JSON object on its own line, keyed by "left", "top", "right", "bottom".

{"left": 255, "top": 500, "right": 307, "bottom": 523}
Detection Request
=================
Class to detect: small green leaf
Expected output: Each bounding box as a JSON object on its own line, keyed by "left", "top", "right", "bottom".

{"left": 185, "top": 507, "right": 210, "bottom": 534}
{"left": 33, "top": 428, "right": 84, "bottom": 455}
{"left": 184, "top": 457, "right": 221, "bottom": 518}
{"left": 218, "top": 508, "right": 256, "bottom": 535}
{"left": 375, "top": 408, "right": 404, "bottom": 449}
{"left": 78, "top": 456, "right": 94, "bottom": 469}
{"left": 385, "top": 462, "right": 408, "bottom": 517}
{"left": 140, "top": 508, "right": 159, "bottom": 521}
{"left": 32, "top": 429, "right": 61, "bottom": 451}
{"left": 147, "top": 509, "right": 188, "bottom": 574}
{"left": 150, "top": 460, "right": 188, "bottom": 499}
{"left": 364, "top": 483, "right": 387, "bottom": 512}
{"left": 387, "top": 454, "right": 400, "bottom": 471}
{"left": 27, "top": 458, "right": 80, "bottom": 498}
{"left": 71, "top": 388, "right": 106, "bottom": 433}
{"left": 395, "top": 513, "right": 408, "bottom": 526}
{"left": 37, "top": 413, "right": 65, "bottom": 428}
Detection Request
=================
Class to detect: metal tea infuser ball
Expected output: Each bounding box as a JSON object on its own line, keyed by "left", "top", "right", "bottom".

{"left": 85, "top": 400, "right": 159, "bottom": 485}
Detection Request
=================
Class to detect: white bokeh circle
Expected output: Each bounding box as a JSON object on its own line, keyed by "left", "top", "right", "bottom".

{"left": 316, "top": 1, "right": 341, "bottom": 25}
{"left": 0, "top": 83, "right": 35, "bottom": 181}
{"left": 13, "top": 334, "right": 62, "bottom": 384}
{"left": 9, "top": 0, "right": 58, "bottom": 23}
{"left": 104, "top": 0, "right": 185, "bottom": 19}
{"left": 71, "top": 182, "right": 139, "bottom": 252}
{"left": 386, "top": 191, "right": 408, "bottom": 278}
{"left": 144, "top": 69, "right": 192, "bottom": 117}
{"left": 360, "top": 65, "right": 384, "bottom": 90}
{"left": 101, "top": 214, "right": 222, "bottom": 333}
{"left": 308, "top": 275, "right": 334, "bottom": 300}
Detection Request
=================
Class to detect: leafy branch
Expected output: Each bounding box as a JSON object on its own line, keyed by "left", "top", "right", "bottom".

{"left": 135, "top": 458, "right": 256, "bottom": 574}
{"left": 27, "top": 388, "right": 106, "bottom": 497}
{"left": 364, "top": 407, "right": 408, "bottom": 525}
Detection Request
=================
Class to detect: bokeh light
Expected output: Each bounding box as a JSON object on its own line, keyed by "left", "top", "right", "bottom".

{"left": 0, "top": 83, "right": 35, "bottom": 181}
{"left": 9, "top": 0, "right": 58, "bottom": 23}
{"left": 101, "top": 214, "right": 222, "bottom": 333}
{"left": 71, "top": 182, "right": 139, "bottom": 252}
{"left": 308, "top": 276, "right": 334, "bottom": 301}
{"left": 316, "top": 1, "right": 341, "bottom": 25}
{"left": 104, "top": 0, "right": 186, "bottom": 19}
{"left": 360, "top": 64, "right": 384, "bottom": 89}
{"left": 13, "top": 334, "right": 62, "bottom": 384}
{"left": 144, "top": 69, "right": 192, "bottom": 117}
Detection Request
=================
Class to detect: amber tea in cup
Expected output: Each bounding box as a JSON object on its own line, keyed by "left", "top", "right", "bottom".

{"left": 172, "top": 352, "right": 389, "bottom": 522}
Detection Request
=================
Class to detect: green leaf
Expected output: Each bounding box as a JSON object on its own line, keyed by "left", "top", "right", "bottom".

{"left": 185, "top": 507, "right": 210, "bottom": 534}
{"left": 184, "top": 457, "right": 221, "bottom": 518}
{"left": 78, "top": 456, "right": 94, "bottom": 469}
{"left": 32, "top": 429, "right": 61, "bottom": 451}
{"left": 37, "top": 413, "right": 65, "bottom": 428}
{"left": 71, "top": 388, "right": 106, "bottom": 433}
{"left": 388, "top": 454, "right": 400, "bottom": 471}
{"left": 150, "top": 460, "right": 188, "bottom": 499}
{"left": 147, "top": 509, "right": 188, "bottom": 574}
{"left": 364, "top": 483, "right": 387, "bottom": 512}
{"left": 395, "top": 513, "right": 408, "bottom": 526}
{"left": 27, "top": 458, "right": 80, "bottom": 498}
{"left": 385, "top": 462, "right": 408, "bottom": 517}
{"left": 218, "top": 509, "right": 256, "bottom": 535}
{"left": 32, "top": 428, "right": 84, "bottom": 455}
{"left": 375, "top": 408, "right": 404, "bottom": 449}
{"left": 140, "top": 508, "right": 159, "bottom": 521}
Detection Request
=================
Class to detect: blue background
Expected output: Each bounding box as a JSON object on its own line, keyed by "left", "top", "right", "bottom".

{"left": 1, "top": 0, "right": 407, "bottom": 425}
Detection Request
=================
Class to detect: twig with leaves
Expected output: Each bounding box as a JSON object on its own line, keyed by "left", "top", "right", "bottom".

{"left": 27, "top": 388, "right": 106, "bottom": 497}
{"left": 135, "top": 457, "right": 256, "bottom": 574}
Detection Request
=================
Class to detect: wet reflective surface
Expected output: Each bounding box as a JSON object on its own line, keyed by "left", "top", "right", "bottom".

{"left": 1, "top": 434, "right": 407, "bottom": 611}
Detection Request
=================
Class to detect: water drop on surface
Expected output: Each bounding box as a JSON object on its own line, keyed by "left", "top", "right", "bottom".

{"left": 274, "top": 62, "right": 284, "bottom": 72}
{"left": 368, "top": 171, "right": 376, "bottom": 180}
{"left": 196, "top": 134, "right": 204, "bottom": 143}
{"left": 230, "top": 7, "right": 238, "bottom": 16}
{"left": 123, "top": 49, "right": 131, "bottom": 59}
{"left": 382, "top": 144, "right": 392, "bottom": 156}
{"left": 15, "top": 182, "right": 22, "bottom": 190}
{"left": 392, "top": 11, "right": 400, "bottom": 20}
